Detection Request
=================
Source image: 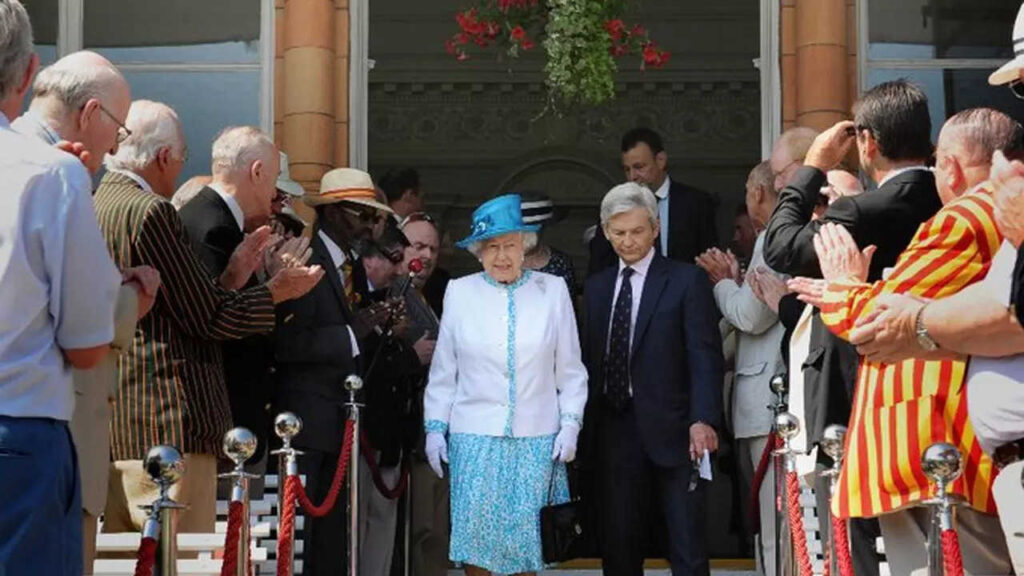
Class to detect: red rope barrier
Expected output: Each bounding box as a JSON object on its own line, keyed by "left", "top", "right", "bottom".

{"left": 133, "top": 536, "right": 158, "bottom": 576}
{"left": 359, "top": 432, "right": 409, "bottom": 500}
{"left": 785, "top": 471, "right": 814, "bottom": 576}
{"left": 832, "top": 513, "right": 854, "bottom": 576}
{"left": 295, "top": 419, "right": 356, "bottom": 517}
{"left": 749, "top": 432, "right": 779, "bottom": 531}
{"left": 942, "top": 528, "right": 964, "bottom": 576}
{"left": 220, "top": 500, "right": 245, "bottom": 576}
{"left": 277, "top": 474, "right": 299, "bottom": 576}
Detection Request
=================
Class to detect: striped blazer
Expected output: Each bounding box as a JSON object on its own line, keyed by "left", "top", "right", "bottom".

{"left": 821, "top": 186, "right": 1002, "bottom": 519}
{"left": 93, "top": 171, "right": 276, "bottom": 460}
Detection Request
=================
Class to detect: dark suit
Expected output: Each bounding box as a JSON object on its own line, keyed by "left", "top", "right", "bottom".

{"left": 763, "top": 165, "right": 940, "bottom": 576}
{"left": 178, "top": 188, "right": 275, "bottom": 469}
{"left": 274, "top": 231, "right": 361, "bottom": 576}
{"left": 582, "top": 253, "right": 723, "bottom": 576}
{"left": 1013, "top": 244, "right": 1024, "bottom": 327}
{"left": 588, "top": 180, "right": 717, "bottom": 276}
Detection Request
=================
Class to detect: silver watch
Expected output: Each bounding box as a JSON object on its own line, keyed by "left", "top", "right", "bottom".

{"left": 915, "top": 304, "right": 938, "bottom": 352}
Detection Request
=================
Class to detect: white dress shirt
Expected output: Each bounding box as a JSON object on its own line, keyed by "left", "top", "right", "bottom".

{"left": 607, "top": 247, "right": 656, "bottom": 352}
{"left": 206, "top": 182, "right": 245, "bottom": 231}
{"left": 424, "top": 270, "right": 588, "bottom": 437}
{"left": 317, "top": 230, "right": 361, "bottom": 358}
{"left": 0, "top": 113, "right": 121, "bottom": 421}
{"left": 109, "top": 169, "right": 156, "bottom": 196}
{"left": 653, "top": 177, "right": 670, "bottom": 256}
{"left": 966, "top": 241, "right": 1024, "bottom": 454}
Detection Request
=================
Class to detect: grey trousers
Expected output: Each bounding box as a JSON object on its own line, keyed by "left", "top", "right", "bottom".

{"left": 359, "top": 452, "right": 401, "bottom": 576}
{"left": 410, "top": 459, "right": 450, "bottom": 576}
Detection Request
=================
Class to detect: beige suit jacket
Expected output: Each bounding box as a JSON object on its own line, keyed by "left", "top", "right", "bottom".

{"left": 71, "top": 284, "right": 138, "bottom": 515}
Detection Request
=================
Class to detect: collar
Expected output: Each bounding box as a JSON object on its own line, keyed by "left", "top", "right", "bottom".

{"left": 878, "top": 165, "right": 931, "bottom": 187}
{"left": 652, "top": 177, "right": 670, "bottom": 200}
{"left": 0, "top": 111, "right": 8, "bottom": 129}
{"left": 109, "top": 169, "right": 156, "bottom": 196}
{"left": 482, "top": 269, "right": 532, "bottom": 290}
{"left": 18, "top": 110, "right": 60, "bottom": 145}
{"left": 318, "top": 230, "right": 349, "bottom": 269}
{"left": 618, "top": 247, "right": 656, "bottom": 278}
{"left": 207, "top": 182, "right": 245, "bottom": 232}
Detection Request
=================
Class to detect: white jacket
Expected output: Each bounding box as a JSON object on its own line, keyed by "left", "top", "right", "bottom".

{"left": 423, "top": 270, "right": 588, "bottom": 437}
{"left": 713, "top": 233, "right": 785, "bottom": 438}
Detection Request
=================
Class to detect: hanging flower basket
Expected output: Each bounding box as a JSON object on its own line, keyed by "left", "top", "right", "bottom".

{"left": 444, "top": 0, "right": 670, "bottom": 106}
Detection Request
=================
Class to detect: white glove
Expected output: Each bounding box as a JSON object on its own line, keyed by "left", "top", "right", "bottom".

{"left": 551, "top": 423, "right": 580, "bottom": 463}
{"left": 425, "top": 431, "right": 448, "bottom": 478}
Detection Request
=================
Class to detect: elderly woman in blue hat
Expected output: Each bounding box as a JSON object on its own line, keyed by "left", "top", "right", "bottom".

{"left": 423, "top": 194, "right": 588, "bottom": 576}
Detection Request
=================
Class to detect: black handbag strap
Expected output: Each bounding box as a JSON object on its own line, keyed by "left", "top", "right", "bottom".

{"left": 547, "top": 466, "right": 557, "bottom": 505}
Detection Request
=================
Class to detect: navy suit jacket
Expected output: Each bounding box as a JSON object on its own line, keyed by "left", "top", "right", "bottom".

{"left": 582, "top": 253, "right": 724, "bottom": 468}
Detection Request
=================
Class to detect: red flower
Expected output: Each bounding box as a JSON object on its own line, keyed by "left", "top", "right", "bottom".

{"left": 456, "top": 9, "right": 484, "bottom": 36}
{"left": 455, "top": 32, "right": 469, "bottom": 45}
{"left": 609, "top": 43, "right": 629, "bottom": 57}
{"left": 655, "top": 50, "right": 670, "bottom": 67}
{"left": 630, "top": 24, "right": 647, "bottom": 38}
{"left": 444, "top": 38, "right": 457, "bottom": 55}
{"left": 604, "top": 19, "right": 625, "bottom": 41}
{"left": 510, "top": 25, "right": 526, "bottom": 42}
{"left": 521, "top": 39, "right": 535, "bottom": 51}
{"left": 486, "top": 20, "right": 500, "bottom": 38}
{"left": 642, "top": 43, "right": 660, "bottom": 66}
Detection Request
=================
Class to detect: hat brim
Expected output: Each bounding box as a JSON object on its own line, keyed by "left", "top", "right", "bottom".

{"left": 303, "top": 194, "right": 395, "bottom": 214}
{"left": 455, "top": 224, "right": 541, "bottom": 249}
{"left": 522, "top": 205, "right": 569, "bottom": 227}
{"left": 277, "top": 179, "right": 305, "bottom": 197}
{"left": 989, "top": 57, "right": 1024, "bottom": 85}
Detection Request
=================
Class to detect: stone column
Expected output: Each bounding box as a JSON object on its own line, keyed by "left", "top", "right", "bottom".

{"left": 781, "top": 0, "right": 797, "bottom": 131}
{"left": 274, "top": 0, "right": 286, "bottom": 149}
{"left": 335, "top": 1, "right": 350, "bottom": 169}
{"left": 794, "top": 0, "right": 847, "bottom": 130}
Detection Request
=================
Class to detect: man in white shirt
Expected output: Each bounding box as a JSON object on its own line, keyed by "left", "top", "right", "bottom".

{"left": 0, "top": 2, "right": 121, "bottom": 573}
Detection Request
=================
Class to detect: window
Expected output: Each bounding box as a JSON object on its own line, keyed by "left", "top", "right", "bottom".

{"left": 861, "top": 0, "right": 1024, "bottom": 140}
{"left": 24, "top": 0, "right": 273, "bottom": 182}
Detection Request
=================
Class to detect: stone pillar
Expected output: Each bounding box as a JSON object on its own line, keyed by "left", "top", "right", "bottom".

{"left": 274, "top": 0, "right": 286, "bottom": 149}
{"left": 334, "top": 1, "right": 350, "bottom": 169}
{"left": 794, "top": 0, "right": 847, "bottom": 131}
{"left": 846, "top": 0, "right": 858, "bottom": 111}
{"left": 781, "top": 0, "right": 797, "bottom": 131}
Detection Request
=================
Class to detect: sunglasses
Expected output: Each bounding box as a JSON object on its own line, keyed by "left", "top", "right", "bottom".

{"left": 399, "top": 211, "right": 436, "bottom": 229}
{"left": 343, "top": 206, "right": 385, "bottom": 224}
{"left": 1010, "top": 79, "right": 1024, "bottom": 101}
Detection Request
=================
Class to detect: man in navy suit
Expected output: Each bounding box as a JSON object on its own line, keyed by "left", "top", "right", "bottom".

{"left": 582, "top": 183, "right": 724, "bottom": 576}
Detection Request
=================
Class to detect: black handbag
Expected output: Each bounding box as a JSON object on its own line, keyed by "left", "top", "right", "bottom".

{"left": 539, "top": 467, "right": 585, "bottom": 564}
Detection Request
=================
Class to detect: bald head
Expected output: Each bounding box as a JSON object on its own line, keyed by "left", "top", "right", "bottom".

{"left": 770, "top": 126, "right": 819, "bottom": 191}
{"left": 210, "top": 126, "right": 278, "bottom": 228}
{"left": 825, "top": 170, "right": 863, "bottom": 200}
{"left": 935, "top": 108, "right": 1024, "bottom": 203}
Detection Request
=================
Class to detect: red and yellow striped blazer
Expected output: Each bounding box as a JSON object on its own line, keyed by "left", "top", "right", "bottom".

{"left": 820, "top": 186, "right": 1002, "bottom": 519}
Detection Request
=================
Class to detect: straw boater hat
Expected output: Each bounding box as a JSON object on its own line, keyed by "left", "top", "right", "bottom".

{"left": 276, "top": 151, "right": 305, "bottom": 197}
{"left": 303, "top": 167, "right": 394, "bottom": 214}
{"left": 989, "top": 3, "right": 1024, "bottom": 86}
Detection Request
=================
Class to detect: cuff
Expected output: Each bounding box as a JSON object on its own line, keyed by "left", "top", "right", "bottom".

{"left": 560, "top": 413, "right": 583, "bottom": 429}
{"left": 424, "top": 420, "right": 448, "bottom": 435}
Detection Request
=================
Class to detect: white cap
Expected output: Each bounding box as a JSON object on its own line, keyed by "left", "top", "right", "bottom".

{"left": 989, "top": 2, "right": 1024, "bottom": 85}
{"left": 276, "top": 151, "right": 305, "bottom": 197}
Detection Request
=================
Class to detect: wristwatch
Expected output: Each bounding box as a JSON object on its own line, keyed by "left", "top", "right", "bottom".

{"left": 914, "top": 303, "right": 939, "bottom": 352}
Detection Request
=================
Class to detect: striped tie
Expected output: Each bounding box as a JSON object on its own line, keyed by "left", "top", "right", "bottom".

{"left": 340, "top": 261, "right": 357, "bottom": 306}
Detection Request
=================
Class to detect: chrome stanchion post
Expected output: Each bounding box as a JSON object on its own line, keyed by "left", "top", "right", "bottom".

{"left": 820, "top": 425, "right": 847, "bottom": 576}
{"left": 142, "top": 445, "right": 187, "bottom": 576}
{"left": 346, "top": 374, "right": 365, "bottom": 576}
{"left": 921, "top": 443, "right": 964, "bottom": 576}
{"left": 768, "top": 374, "right": 788, "bottom": 576}
{"left": 775, "top": 411, "right": 800, "bottom": 576}
{"left": 272, "top": 412, "right": 304, "bottom": 573}
{"left": 220, "top": 427, "right": 258, "bottom": 576}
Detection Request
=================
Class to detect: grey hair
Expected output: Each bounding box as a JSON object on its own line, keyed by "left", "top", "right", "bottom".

{"left": 211, "top": 125, "right": 275, "bottom": 176}
{"left": 0, "top": 0, "right": 33, "bottom": 101}
{"left": 600, "top": 182, "right": 658, "bottom": 227}
{"left": 466, "top": 231, "right": 538, "bottom": 258}
{"left": 105, "top": 100, "right": 184, "bottom": 172}
{"left": 32, "top": 55, "right": 123, "bottom": 112}
{"left": 940, "top": 107, "right": 1024, "bottom": 166}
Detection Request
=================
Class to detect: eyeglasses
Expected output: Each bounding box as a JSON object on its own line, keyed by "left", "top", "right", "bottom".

{"left": 343, "top": 206, "right": 385, "bottom": 224}
{"left": 1009, "top": 79, "right": 1024, "bottom": 101}
{"left": 95, "top": 102, "right": 132, "bottom": 144}
{"left": 399, "top": 211, "right": 436, "bottom": 229}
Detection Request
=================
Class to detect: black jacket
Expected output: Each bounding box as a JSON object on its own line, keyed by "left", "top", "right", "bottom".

{"left": 179, "top": 188, "right": 275, "bottom": 463}
{"left": 587, "top": 179, "right": 718, "bottom": 277}
{"left": 763, "top": 166, "right": 941, "bottom": 446}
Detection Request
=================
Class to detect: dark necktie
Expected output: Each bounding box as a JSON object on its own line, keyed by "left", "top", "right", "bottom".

{"left": 604, "top": 267, "right": 634, "bottom": 410}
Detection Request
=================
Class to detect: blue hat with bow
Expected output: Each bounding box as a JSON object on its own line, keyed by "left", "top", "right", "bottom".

{"left": 456, "top": 194, "right": 541, "bottom": 249}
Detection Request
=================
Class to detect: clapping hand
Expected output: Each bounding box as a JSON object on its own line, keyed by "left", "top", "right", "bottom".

{"left": 748, "top": 266, "right": 790, "bottom": 313}
{"left": 695, "top": 248, "right": 741, "bottom": 285}
{"left": 264, "top": 236, "right": 313, "bottom": 278}
{"left": 123, "top": 265, "right": 162, "bottom": 319}
{"left": 991, "top": 150, "right": 1024, "bottom": 248}
{"left": 222, "top": 226, "right": 277, "bottom": 290}
{"left": 787, "top": 277, "right": 827, "bottom": 308}
{"left": 849, "top": 293, "right": 929, "bottom": 363}
{"left": 813, "top": 223, "right": 874, "bottom": 283}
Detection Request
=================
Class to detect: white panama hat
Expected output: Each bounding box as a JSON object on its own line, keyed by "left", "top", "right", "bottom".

{"left": 989, "top": 2, "right": 1024, "bottom": 86}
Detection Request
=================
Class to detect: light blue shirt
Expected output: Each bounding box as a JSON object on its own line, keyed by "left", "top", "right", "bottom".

{"left": 653, "top": 177, "right": 670, "bottom": 256}
{"left": 0, "top": 112, "right": 121, "bottom": 421}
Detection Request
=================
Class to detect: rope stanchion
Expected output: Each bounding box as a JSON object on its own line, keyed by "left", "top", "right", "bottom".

{"left": 360, "top": 432, "right": 410, "bottom": 501}
{"left": 941, "top": 528, "right": 964, "bottom": 576}
{"left": 220, "top": 500, "right": 245, "bottom": 576}
{"left": 832, "top": 513, "right": 854, "bottom": 576}
{"left": 785, "top": 471, "right": 814, "bottom": 576}
{"left": 277, "top": 475, "right": 299, "bottom": 576}
{"left": 133, "top": 536, "right": 158, "bottom": 576}
{"left": 295, "top": 418, "right": 356, "bottom": 517}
